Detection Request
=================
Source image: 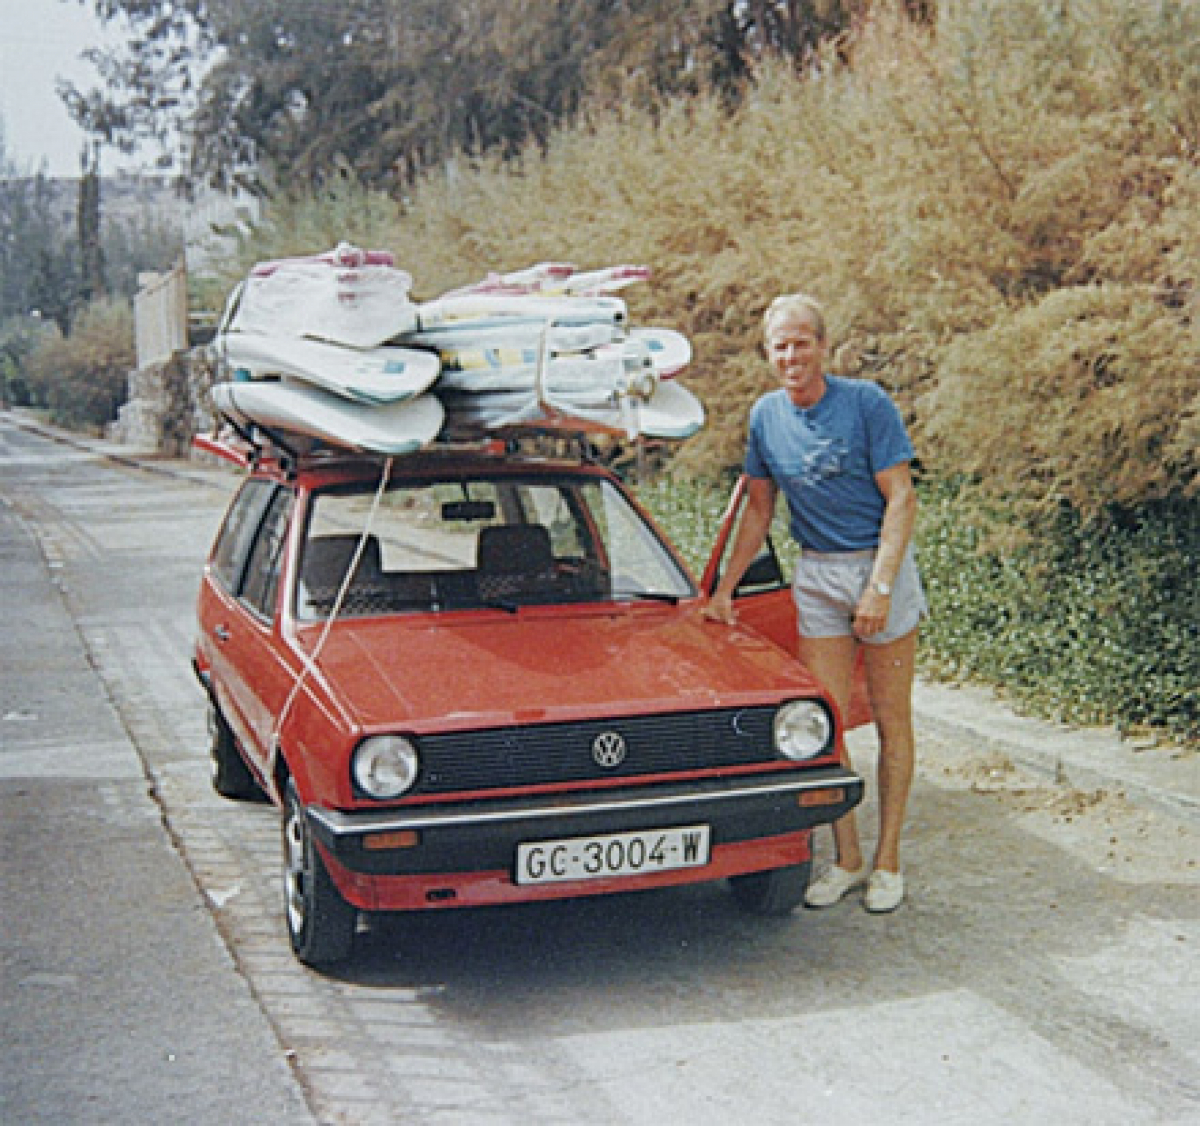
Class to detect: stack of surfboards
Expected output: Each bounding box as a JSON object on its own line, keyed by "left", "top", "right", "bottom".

{"left": 209, "top": 244, "right": 705, "bottom": 457}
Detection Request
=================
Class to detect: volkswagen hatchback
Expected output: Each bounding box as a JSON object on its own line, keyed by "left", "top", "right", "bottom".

{"left": 194, "top": 444, "right": 863, "bottom": 966}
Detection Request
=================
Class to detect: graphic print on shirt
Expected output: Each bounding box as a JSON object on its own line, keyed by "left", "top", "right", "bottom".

{"left": 779, "top": 417, "right": 850, "bottom": 494}
{"left": 795, "top": 431, "right": 850, "bottom": 489}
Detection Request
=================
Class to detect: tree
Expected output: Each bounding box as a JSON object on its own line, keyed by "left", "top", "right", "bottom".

{"left": 0, "top": 173, "right": 78, "bottom": 334}
{"left": 64, "top": 0, "right": 872, "bottom": 194}
{"left": 77, "top": 145, "right": 105, "bottom": 304}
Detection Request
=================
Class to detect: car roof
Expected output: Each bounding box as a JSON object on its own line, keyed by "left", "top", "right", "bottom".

{"left": 247, "top": 445, "right": 614, "bottom": 489}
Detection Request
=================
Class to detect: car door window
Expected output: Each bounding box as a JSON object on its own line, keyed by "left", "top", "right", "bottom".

{"left": 241, "top": 487, "right": 293, "bottom": 621}
{"left": 211, "top": 479, "right": 278, "bottom": 592}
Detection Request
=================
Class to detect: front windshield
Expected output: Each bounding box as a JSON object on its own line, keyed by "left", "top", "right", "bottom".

{"left": 296, "top": 472, "right": 695, "bottom": 619}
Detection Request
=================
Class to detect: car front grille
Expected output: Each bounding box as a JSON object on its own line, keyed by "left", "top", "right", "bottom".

{"left": 412, "top": 707, "right": 781, "bottom": 796}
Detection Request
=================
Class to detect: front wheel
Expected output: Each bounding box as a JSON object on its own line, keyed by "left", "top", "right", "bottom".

{"left": 282, "top": 781, "right": 357, "bottom": 967}
{"left": 728, "top": 861, "right": 812, "bottom": 916}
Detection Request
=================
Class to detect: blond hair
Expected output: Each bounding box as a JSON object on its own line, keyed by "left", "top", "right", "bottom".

{"left": 762, "top": 293, "right": 827, "bottom": 341}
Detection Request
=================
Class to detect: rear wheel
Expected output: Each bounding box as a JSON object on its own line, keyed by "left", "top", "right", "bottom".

{"left": 208, "top": 703, "right": 266, "bottom": 801}
{"left": 282, "top": 781, "right": 356, "bottom": 967}
{"left": 728, "top": 861, "right": 812, "bottom": 916}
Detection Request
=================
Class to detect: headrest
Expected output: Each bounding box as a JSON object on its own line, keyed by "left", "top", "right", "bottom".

{"left": 303, "top": 534, "right": 382, "bottom": 589}
{"left": 476, "top": 524, "right": 553, "bottom": 575}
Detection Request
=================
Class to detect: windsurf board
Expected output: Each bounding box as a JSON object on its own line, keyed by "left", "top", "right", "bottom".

{"left": 439, "top": 379, "right": 705, "bottom": 441}
{"left": 230, "top": 256, "right": 419, "bottom": 349}
{"left": 249, "top": 243, "right": 397, "bottom": 274}
{"left": 425, "top": 329, "right": 684, "bottom": 393}
{"left": 444, "top": 263, "right": 650, "bottom": 298}
{"left": 442, "top": 262, "right": 577, "bottom": 297}
{"left": 217, "top": 332, "right": 441, "bottom": 404}
{"left": 433, "top": 345, "right": 657, "bottom": 396}
{"left": 400, "top": 319, "right": 614, "bottom": 357}
{"left": 211, "top": 381, "right": 444, "bottom": 456}
{"left": 625, "top": 327, "right": 691, "bottom": 376}
{"left": 550, "top": 265, "right": 651, "bottom": 296}
{"left": 416, "top": 293, "right": 628, "bottom": 331}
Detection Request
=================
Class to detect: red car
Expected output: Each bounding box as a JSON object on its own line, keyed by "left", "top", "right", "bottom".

{"left": 194, "top": 445, "right": 863, "bottom": 966}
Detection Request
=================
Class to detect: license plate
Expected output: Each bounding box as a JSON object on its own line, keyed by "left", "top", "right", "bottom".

{"left": 515, "top": 824, "right": 711, "bottom": 885}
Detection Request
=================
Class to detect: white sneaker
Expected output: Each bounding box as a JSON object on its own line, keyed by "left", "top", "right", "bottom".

{"left": 805, "top": 863, "right": 868, "bottom": 908}
{"left": 864, "top": 869, "right": 905, "bottom": 913}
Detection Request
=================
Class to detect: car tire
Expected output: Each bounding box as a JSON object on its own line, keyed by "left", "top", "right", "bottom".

{"left": 728, "top": 861, "right": 812, "bottom": 916}
{"left": 282, "top": 780, "right": 356, "bottom": 967}
{"left": 208, "top": 703, "right": 267, "bottom": 802}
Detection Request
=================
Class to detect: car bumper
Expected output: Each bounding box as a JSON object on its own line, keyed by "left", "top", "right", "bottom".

{"left": 306, "top": 766, "right": 863, "bottom": 911}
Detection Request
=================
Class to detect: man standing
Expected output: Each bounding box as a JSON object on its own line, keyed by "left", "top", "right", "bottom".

{"left": 705, "top": 293, "right": 926, "bottom": 912}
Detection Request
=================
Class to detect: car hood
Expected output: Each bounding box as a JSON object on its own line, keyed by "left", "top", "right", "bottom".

{"left": 297, "top": 605, "right": 820, "bottom": 733}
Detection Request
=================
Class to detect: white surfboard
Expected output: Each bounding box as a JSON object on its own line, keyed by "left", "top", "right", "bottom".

{"left": 439, "top": 379, "right": 705, "bottom": 440}
{"left": 626, "top": 327, "right": 691, "bottom": 376}
{"left": 217, "top": 332, "right": 441, "bottom": 404}
{"left": 441, "top": 262, "right": 577, "bottom": 297}
{"left": 428, "top": 329, "right": 684, "bottom": 395}
{"left": 550, "top": 265, "right": 651, "bottom": 296}
{"left": 400, "top": 320, "right": 619, "bottom": 367}
{"left": 434, "top": 346, "right": 657, "bottom": 396}
{"left": 230, "top": 257, "right": 419, "bottom": 348}
{"left": 212, "top": 381, "right": 444, "bottom": 456}
{"left": 250, "top": 244, "right": 397, "bottom": 273}
{"left": 444, "top": 263, "right": 649, "bottom": 298}
{"left": 426, "top": 328, "right": 687, "bottom": 383}
{"left": 416, "top": 293, "right": 628, "bottom": 330}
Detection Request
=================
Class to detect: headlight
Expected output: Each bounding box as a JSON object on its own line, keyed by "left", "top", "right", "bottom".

{"left": 773, "top": 700, "right": 833, "bottom": 761}
{"left": 352, "top": 736, "right": 420, "bottom": 799}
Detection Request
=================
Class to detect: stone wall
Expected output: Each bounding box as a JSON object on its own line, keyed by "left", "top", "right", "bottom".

{"left": 108, "top": 345, "right": 219, "bottom": 455}
{"left": 111, "top": 257, "right": 222, "bottom": 455}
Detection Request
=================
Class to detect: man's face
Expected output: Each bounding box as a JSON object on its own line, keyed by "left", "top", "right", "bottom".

{"left": 766, "top": 313, "right": 826, "bottom": 407}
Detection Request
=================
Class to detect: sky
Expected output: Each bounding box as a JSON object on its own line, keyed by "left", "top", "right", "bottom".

{"left": 0, "top": 0, "right": 147, "bottom": 176}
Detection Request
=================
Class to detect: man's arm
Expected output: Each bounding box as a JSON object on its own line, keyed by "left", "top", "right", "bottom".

{"left": 702, "top": 476, "right": 778, "bottom": 624}
{"left": 855, "top": 461, "right": 918, "bottom": 638}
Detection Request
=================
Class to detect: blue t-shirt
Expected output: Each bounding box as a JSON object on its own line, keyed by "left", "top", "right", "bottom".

{"left": 745, "top": 376, "right": 914, "bottom": 553}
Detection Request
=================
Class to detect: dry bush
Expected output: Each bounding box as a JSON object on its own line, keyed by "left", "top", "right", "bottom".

{"left": 930, "top": 285, "right": 1199, "bottom": 512}
{"left": 226, "top": 0, "right": 1199, "bottom": 510}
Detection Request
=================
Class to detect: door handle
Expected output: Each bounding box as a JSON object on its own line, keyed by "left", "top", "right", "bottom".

{"left": 214, "top": 625, "right": 232, "bottom": 642}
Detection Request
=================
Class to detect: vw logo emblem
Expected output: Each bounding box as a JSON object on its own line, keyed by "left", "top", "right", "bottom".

{"left": 591, "top": 731, "right": 627, "bottom": 769}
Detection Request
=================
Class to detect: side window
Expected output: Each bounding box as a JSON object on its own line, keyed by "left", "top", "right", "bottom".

{"left": 211, "top": 479, "right": 277, "bottom": 591}
{"left": 241, "top": 487, "right": 293, "bottom": 620}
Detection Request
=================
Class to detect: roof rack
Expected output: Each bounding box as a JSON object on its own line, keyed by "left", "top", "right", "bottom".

{"left": 191, "top": 420, "right": 622, "bottom": 477}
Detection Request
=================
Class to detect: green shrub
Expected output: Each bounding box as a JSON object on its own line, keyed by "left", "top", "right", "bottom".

{"left": 0, "top": 316, "right": 54, "bottom": 407}
{"left": 642, "top": 472, "right": 1199, "bottom": 745}
{"left": 24, "top": 299, "right": 135, "bottom": 432}
{"left": 918, "top": 480, "right": 1200, "bottom": 742}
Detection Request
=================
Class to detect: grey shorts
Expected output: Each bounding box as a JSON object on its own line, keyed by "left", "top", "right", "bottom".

{"left": 792, "top": 545, "right": 927, "bottom": 645}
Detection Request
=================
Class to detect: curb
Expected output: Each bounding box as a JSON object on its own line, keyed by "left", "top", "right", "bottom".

{"left": 6, "top": 411, "right": 238, "bottom": 492}
{"left": 913, "top": 681, "right": 1200, "bottom": 826}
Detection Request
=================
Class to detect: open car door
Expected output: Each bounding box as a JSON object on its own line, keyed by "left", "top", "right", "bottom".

{"left": 700, "top": 475, "right": 873, "bottom": 730}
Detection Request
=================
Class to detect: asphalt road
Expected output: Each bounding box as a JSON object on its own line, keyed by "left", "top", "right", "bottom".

{"left": 2, "top": 413, "right": 1198, "bottom": 1125}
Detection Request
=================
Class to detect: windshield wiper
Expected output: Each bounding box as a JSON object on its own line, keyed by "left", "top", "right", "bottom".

{"left": 479, "top": 598, "right": 520, "bottom": 614}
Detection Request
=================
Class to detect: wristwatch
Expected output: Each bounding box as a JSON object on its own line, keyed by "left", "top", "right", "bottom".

{"left": 872, "top": 580, "right": 892, "bottom": 596}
